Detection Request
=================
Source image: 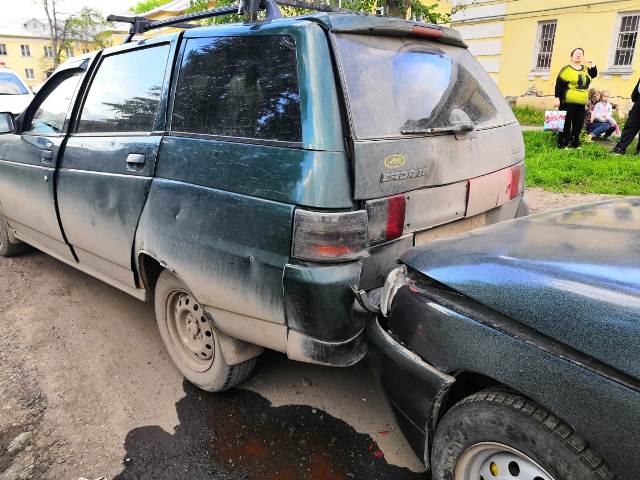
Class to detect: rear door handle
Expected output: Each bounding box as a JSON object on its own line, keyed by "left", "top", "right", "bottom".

{"left": 41, "top": 149, "right": 53, "bottom": 164}
{"left": 126, "top": 153, "right": 146, "bottom": 171}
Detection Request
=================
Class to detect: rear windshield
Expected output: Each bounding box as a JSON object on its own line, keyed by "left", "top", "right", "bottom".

{"left": 334, "top": 34, "right": 514, "bottom": 139}
{"left": 0, "top": 72, "right": 28, "bottom": 95}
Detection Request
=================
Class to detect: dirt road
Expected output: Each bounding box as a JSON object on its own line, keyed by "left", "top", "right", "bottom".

{"left": 0, "top": 189, "right": 622, "bottom": 480}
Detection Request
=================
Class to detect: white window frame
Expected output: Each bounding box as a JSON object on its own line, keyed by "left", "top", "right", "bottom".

{"left": 20, "top": 45, "right": 31, "bottom": 57}
{"left": 531, "top": 20, "right": 557, "bottom": 72}
{"left": 44, "top": 45, "right": 54, "bottom": 58}
{"left": 65, "top": 47, "right": 74, "bottom": 57}
{"left": 0, "top": 44, "right": 6, "bottom": 55}
{"left": 607, "top": 12, "right": 640, "bottom": 72}
{"left": 24, "top": 68, "right": 35, "bottom": 80}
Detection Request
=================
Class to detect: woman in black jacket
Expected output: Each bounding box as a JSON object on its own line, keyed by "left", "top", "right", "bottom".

{"left": 554, "top": 48, "right": 598, "bottom": 148}
{"left": 612, "top": 78, "right": 640, "bottom": 155}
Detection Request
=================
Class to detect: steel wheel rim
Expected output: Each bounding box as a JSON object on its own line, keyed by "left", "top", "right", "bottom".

{"left": 165, "top": 289, "right": 214, "bottom": 372}
{"left": 455, "top": 442, "right": 556, "bottom": 480}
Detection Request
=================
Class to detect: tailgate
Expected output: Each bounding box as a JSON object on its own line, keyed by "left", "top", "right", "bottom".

{"left": 352, "top": 123, "right": 524, "bottom": 199}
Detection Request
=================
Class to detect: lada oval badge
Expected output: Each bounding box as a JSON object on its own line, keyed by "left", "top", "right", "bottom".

{"left": 384, "top": 154, "right": 406, "bottom": 168}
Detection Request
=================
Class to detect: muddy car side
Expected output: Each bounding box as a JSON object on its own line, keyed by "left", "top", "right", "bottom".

{"left": 0, "top": 13, "right": 526, "bottom": 391}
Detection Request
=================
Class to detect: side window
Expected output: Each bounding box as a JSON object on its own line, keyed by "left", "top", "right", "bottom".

{"left": 25, "top": 73, "right": 82, "bottom": 135}
{"left": 77, "top": 45, "right": 170, "bottom": 133}
{"left": 172, "top": 36, "right": 301, "bottom": 143}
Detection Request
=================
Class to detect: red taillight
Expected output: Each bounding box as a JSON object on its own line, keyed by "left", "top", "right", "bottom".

{"left": 386, "top": 195, "right": 406, "bottom": 241}
{"left": 366, "top": 194, "right": 407, "bottom": 245}
{"left": 410, "top": 26, "right": 444, "bottom": 40}
{"left": 509, "top": 163, "right": 525, "bottom": 199}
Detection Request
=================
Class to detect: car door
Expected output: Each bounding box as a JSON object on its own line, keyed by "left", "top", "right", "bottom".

{"left": 56, "top": 39, "right": 174, "bottom": 288}
{"left": 0, "top": 65, "right": 85, "bottom": 260}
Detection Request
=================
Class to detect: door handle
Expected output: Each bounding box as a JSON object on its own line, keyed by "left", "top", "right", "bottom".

{"left": 126, "top": 153, "right": 146, "bottom": 171}
{"left": 41, "top": 149, "right": 53, "bottom": 164}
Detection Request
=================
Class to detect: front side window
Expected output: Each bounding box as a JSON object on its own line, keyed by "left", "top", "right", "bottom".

{"left": 613, "top": 13, "right": 640, "bottom": 67}
{"left": 77, "top": 45, "right": 170, "bottom": 133}
{"left": 0, "top": 72, "right": 28, "bottom": 94}
{"left": 25, "top": 73, "right": 82, "bottom": 134}
{"left": 21, "top": 45, "right": 30, "bottom": 57}
{"left": 172, "top": 35, "right": 301, "bottom": 143}
{"left": 533, "top": 21, "right": 557, "bottom": 71}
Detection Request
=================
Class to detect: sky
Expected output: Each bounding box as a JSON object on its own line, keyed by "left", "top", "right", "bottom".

{"left": 1, "top": 0, "right": 138, "bottom": 24}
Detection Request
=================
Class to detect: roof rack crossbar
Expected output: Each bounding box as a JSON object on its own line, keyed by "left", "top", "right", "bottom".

{"left": 108, "top": 0, "right": 284, "bottom": 43}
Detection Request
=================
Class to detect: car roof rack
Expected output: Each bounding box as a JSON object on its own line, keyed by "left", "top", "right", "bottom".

{"left": 108, "top": 0, "right": 349, "bottom": 43}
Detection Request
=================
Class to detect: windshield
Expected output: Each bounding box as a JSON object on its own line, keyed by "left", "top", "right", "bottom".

{"left": 0, "top": 72, "right": 28, "bottom": 95}
{"left": 334, "top": 34, "right": 514, "bottom": 139}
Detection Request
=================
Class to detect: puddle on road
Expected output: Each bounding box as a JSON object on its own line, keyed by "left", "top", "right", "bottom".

{"left": 116, "top": 380, "right": 426, "bottom": 480}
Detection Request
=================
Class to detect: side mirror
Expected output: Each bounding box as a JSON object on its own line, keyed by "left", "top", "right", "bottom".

{"left": 0, "top": 112, "right": 15, "bottom": 134}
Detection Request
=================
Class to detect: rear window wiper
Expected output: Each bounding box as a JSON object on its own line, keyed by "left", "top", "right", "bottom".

{"left": 401, "top": 122, "right": 475, "bottom": 135}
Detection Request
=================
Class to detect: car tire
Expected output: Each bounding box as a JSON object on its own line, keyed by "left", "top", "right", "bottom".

{"left": 431, "top": 389, "right": 614, "bottom": 480}
{"left": 154, "top": 269, "right": 256, "bottom": 392}
{"left": 0, "top": 215, "right": 28, "bottom": 257}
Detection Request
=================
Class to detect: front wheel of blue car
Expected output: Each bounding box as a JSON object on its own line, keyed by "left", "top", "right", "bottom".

{"left": 431, "top": 389, "right": 615, "bottom": 480}
{"left": 154, "top": 270, "right": 256, "bottom": 392}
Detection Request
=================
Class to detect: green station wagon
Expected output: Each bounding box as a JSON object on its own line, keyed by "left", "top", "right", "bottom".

{"left": 0, "top": 4, "right": 527, "bottom": 391}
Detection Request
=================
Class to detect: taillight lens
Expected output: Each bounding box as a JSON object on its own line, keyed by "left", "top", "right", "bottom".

{"left": 366, "top": 194, "right": 407, "bottom": 245}
{"left": 509, "top": 163, "right": 525, "bottom": 199}
{"left": 292, "top": 210, "right": 369, "bottom": 262}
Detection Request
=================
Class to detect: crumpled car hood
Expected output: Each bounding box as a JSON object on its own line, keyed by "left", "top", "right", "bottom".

{"left": 400, "top": 199, "right": 640, "bottom": 380}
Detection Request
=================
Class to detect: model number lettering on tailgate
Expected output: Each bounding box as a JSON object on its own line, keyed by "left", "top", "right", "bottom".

{"left": 381, "top": 168, "right": 428, "bottom": 183}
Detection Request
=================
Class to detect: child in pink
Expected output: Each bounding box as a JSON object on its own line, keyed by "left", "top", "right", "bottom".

{"left": 589, "top": 90, "right": 620, "bottom": 139}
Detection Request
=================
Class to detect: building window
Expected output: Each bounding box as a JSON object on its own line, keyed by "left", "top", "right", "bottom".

{"left": 25, "top": 68, "right": 35, "bottom": 80}
{"left": 20, "top": 45, "right": 31, "bottom": 57}
{"left": 0, "top": 44, "right": 6, "bottom": 55}
{"left": 44, "top": 45, "right": 54, "bottom": 57}
{"left": 65, "top": 47, "right": 74, "bottom": 57}
{"left": 613, "top": 13, "right": 640, "bottom": 67}
{"left": 82, "top": 48, "right": 90, "bottom": 54}
{"left": 533, "top": 21, "right": 557, "bottom": 71}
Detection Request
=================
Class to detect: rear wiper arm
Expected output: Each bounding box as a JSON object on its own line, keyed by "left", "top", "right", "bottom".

{"left": 401, "top": 122, "right": 475, "bottom": 135}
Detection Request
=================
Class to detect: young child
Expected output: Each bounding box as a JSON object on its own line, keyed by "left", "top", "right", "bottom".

{"left": 584, "top": 88, "right": 600, "bottom": 132}
{"left": 589, "top": 90, "right": 619, "bottom": 140}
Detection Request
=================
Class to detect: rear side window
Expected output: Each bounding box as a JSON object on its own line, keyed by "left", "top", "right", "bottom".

{"left": 77, "top": 45, "right": 170, "bottom": 133}
{"left": 172, "top": 36, "right": 301, "bottom": 143}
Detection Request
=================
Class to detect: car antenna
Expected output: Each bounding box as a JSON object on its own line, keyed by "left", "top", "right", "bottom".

{"left": 107, "top": 0, "right": 349, "bottom": 44}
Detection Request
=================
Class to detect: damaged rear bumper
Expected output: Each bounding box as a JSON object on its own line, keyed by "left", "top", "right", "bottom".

{"left": 283, "top": 262, "right": 371, "bottom": 366}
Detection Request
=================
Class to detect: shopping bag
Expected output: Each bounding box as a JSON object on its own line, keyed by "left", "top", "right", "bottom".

{"left": 544, "top": 110, "right": 566, "bottom": 132}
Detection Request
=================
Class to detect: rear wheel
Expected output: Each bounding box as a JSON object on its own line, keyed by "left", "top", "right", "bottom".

{"left": 431, "top": 389, "right": 614, "bottom": 480}
{"left": 0, "top": 215, "right": 28, "bottom": 257}
{"left": 154, "top": 270, "right": 256, "bottom": 392}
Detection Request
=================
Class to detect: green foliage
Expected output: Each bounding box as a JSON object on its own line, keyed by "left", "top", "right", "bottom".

{"left": 66, "top": 8, "right": 111, "bottom": 49}
{"left": 512, "top": 105, "right": 545, "bottom": 126}
{"left": 129, "top": 0, "right": 172, "bottom": 14}
{"left": 187, "top": 0, "right": 452, "bottom": 24}
{"left": 524, "top": 131, "right": 640, "bottom": 195}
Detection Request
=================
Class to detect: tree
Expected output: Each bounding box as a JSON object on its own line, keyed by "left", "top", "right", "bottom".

{"left": 38, "top": 0, "right": 111, "bottom": 69}
{"left": 129, "top": 0, "right": 173, "bottom": 14}
{"left": 187, "top": 0, "right": 455, "bottom": 24}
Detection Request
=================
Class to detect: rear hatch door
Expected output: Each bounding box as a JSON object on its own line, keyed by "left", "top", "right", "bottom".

{"left": 332, "top": 33, "right": 524, "bottom": 201}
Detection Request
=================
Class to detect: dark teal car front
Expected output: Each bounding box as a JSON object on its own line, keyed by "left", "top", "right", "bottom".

{"left": 370, "top": 199, "right": 640, "bottom": 479}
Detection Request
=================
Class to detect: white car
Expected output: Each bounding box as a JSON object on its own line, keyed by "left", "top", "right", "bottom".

{"left": 0, "top": 68, "right": 33, "bottom": 115}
